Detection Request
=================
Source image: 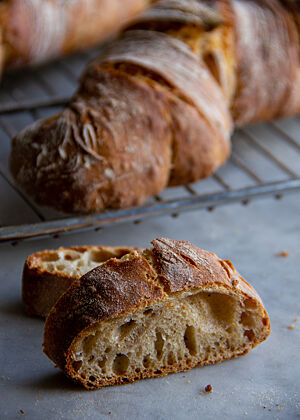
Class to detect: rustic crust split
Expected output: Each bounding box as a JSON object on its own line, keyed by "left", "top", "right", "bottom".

{"left": 43, "top": 238, "right": 271, "bottom": 389}
{"left": 22, "top": 245, "right": 138, "bottom": 317}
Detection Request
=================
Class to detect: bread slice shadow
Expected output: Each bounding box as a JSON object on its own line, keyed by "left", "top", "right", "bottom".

{"left": 27, "top": 371, "right": 84, "bottom": 392}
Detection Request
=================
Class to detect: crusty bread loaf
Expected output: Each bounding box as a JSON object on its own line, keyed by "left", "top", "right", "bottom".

{"left": 10, "top": 0, "right": 300, "bottom": 213}
{"left": 43, "top": 238, "right": 271, "bottom": 389}
{"left": 23, "top": 246, "right": 137, "bottom": 317}
{"left": 0, "top": 0, "right": 152, "bottom": 75}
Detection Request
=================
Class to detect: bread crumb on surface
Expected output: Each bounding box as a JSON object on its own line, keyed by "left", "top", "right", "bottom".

{"left": 186, "top": 380, "right": 191, "bottom": 384}
{"left": 19, "top": 410, "right": 24, "bottom": 415}
{"left": 276, "top": 251, "right": 289, "bottom": 258}
{"left": 289, "top": 324, "right": 295, "bottom": 330}
{"left": 294, "top": 318, "right": 298, "bottom": 323}
{"left": 205, "top": 384, "right": 213, "bottom": 393}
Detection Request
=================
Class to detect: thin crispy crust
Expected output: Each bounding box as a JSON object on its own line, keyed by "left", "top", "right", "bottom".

{"left": 43, "top": 238, "right": 270, "bottom": 389}
{"left": 22, "top": 246, "right": 137, "bottom": 317}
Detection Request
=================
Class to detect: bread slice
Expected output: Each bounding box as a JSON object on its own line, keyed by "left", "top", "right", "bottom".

{"left": 43, "top": 238, "right": 271, "bottom": 389}
{"left": 22, "top": 246, "right": 137, "bottom": 317}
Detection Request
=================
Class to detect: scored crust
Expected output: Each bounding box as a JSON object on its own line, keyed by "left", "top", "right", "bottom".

{"left": 22, "top": 245, "right": 137, "bottom": 317}
{"left": 43, "top": 238, "right": 270, "bottom": 389}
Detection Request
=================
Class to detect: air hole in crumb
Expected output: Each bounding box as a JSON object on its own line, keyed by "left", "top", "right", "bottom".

{"left": 113, "top": 354, "right": 129, "bottom": 375}
{"left": 119, "top": 320, "right": 137, "bottom": 340}
{"left": 88, "top": 355, "right": 95, "bottom": 364}
{"left": 105, "top": 347, "right": 111, "bottom": 353}
{"left": 205, "top": 293, "right": 236, "bottom": 325}
{"left": 154, "top": 370, "right": 162, "bottom": 374}
{"left": 65, "top": 253, "right": 80, "bottom": 261}
{"left": 89, "top": 376, "right": 96, "bottom": 382}
{"left": 97, "top": 357, "right": 106, "bottom": 369}
{"left": 135, "top": 368, "right": 140, "bottom": 373}
{"left": 155, "top": 330, "right": 164, "bottom": 360}
{"left": 143, "top": 355, "right": 152, "bottom": 369}
{"left": 56, "top": 265, "right": 65, "bottom": 271}
{"left": 42, "top": 253, "right": 59, "bottom": 262}
{"left": 82, "top": 334, "right": 98, "bottom": 355}
{"left": 167, "top": 352, "right": 176, "bottom": 366}
{"left": 89, "top": 250, "right": 111, "bottom": 263}
{"left": 72, "top": 361, "right": 82, "bottom": 372}
{"left": 184, "top": 325, "right": 197, "bottom": 356}
{"left": 240, "top": 312, "right": 256, "bottom": 328}
{"left": 143, "top": 309, "right": 153, "bottom": 316}
{"left": 262, "top": 318, "right": 268, "bottom": 326}
{"left": 244, "top": 329, "right": 255, "bottom": 341}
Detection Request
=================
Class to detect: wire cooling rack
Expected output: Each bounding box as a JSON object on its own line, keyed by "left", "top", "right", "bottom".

{"left": 1, "top": 49, "right": 300, "bottom": 243}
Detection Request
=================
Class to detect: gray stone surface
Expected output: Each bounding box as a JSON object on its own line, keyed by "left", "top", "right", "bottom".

{"left": 0, "top": 194, "right": 299, "bottom": 419}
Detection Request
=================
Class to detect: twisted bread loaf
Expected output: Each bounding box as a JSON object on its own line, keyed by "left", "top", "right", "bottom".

{"left": 0, "top": 0, "right": 152, "bottom": 77}
{"left": 10, "top": 0, "right": 300, "bottom": 213}
{"left": 43, "top": 238, "right": 271, "bottom": 389}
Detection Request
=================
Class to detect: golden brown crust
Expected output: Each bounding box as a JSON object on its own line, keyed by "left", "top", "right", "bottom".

{"left": 11, "top": 67, "right": 173, "bottom": 213}
{"left": 22, "top": 246, "right": 137, "bottom": 317}
{"left": 149, "top": 238, "right": 263, "bottom": 303}
{"left": 43, "top": 238, "right": 270, "bottom": 387}
{"left": 0, "top": 0, "right": 151, "bottom": 70}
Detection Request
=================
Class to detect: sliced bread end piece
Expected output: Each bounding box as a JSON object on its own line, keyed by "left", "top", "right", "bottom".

{"left": 22, "top": 245, "right": 136, "bottom": 317}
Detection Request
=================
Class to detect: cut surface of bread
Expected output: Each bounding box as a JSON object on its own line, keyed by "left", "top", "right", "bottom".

{"left": 22, "top": 246, "right": 137, "bottom": 317}
{"left": 43, "top": 238, "right": 270, "bottom": 389}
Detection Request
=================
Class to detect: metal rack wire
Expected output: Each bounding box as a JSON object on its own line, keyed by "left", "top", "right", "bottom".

{"left": 1, "top": 49, "right": 300, "bottom": 243}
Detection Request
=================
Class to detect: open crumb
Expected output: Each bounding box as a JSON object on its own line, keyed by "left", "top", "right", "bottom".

{"left": 205, "top": 384, "right": 213, "bottom": 393}
{"left": 276, "top": 251, "right": 289, "bottom": 258}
